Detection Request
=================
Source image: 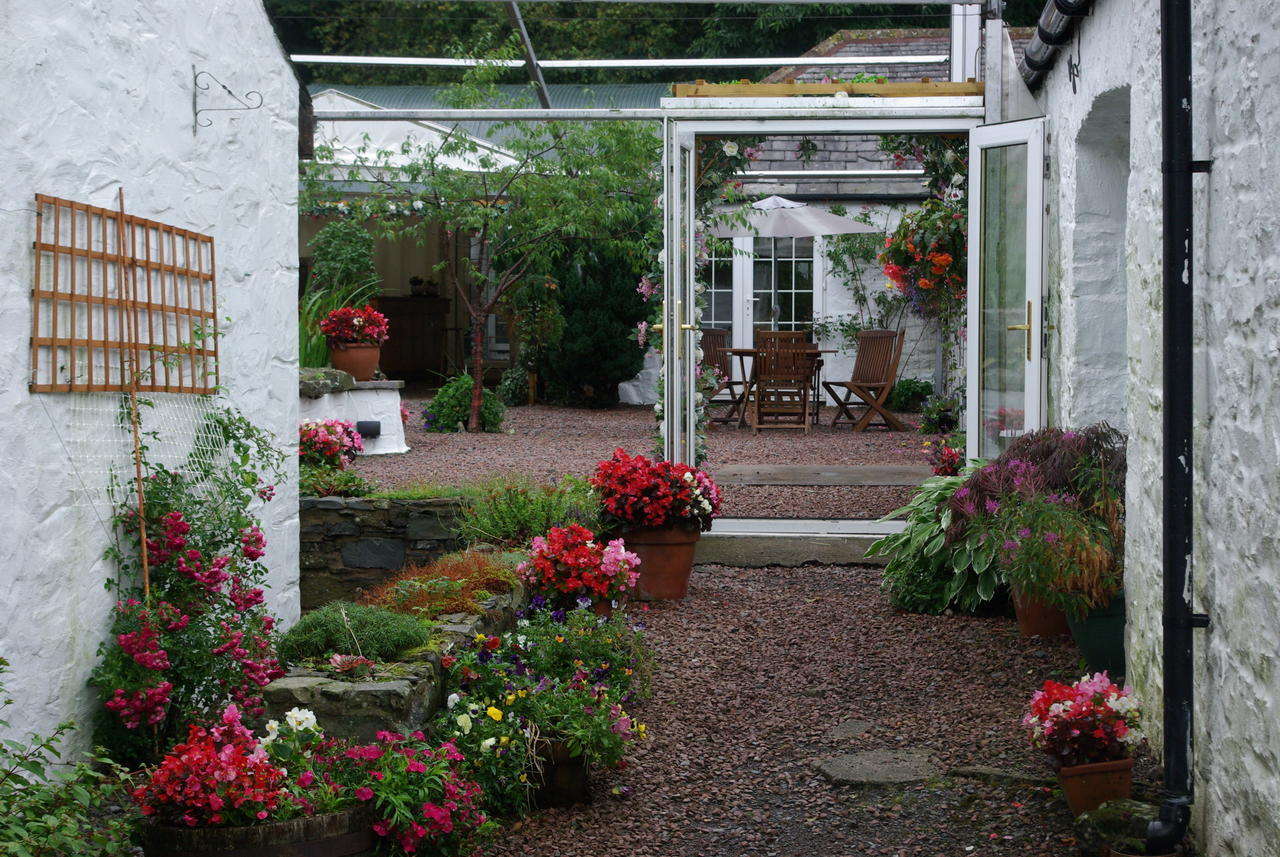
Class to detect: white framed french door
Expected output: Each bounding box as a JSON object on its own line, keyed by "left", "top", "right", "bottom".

{"left": 659, "top": 119, "right": 700, "bottom": 464}
{"left": 966, "top": 117, "right": 1046, "bottom": 461}
{"left": 659, "top": 105, "right": 985, "bottom": 465}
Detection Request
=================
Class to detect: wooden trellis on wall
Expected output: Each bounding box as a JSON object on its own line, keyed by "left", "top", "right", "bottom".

{"left": 29, "top": 193, "right": 219, "bottom": 393}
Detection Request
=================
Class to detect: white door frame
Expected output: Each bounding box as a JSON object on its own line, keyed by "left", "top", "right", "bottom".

{"left": 660, "top": 99, "right": 985, "bottom": 464}
{"left": 965, "top": 117, "right": 1047, "bottom": 460}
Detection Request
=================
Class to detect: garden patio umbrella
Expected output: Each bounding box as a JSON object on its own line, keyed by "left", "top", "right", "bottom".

{"left": 710, "top": 195, "right": 879, "bottom": 238}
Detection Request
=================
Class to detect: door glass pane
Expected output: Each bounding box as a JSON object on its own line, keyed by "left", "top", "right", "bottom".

{"left": 751, "top": 237, "right": 815, "bottom": 331}
{"left": 978, "top": 143, "right": 1029, "bottom": 458}
{"left": 707, "top": 252, "right": 733, "bottom": 328}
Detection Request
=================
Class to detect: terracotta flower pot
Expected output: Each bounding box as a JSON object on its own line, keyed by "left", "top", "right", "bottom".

{"left": 140, "top": 808, "right": 374, "bottom": 857}
{"left": 328, "top": 342, "right": 381, "bottom": 381}
{"left": 623, "top": 526, "right": 701, "bottom": 601}
{"left": 1057, "top": 756, "right": 1134, "bottom": 816}
{"left": 1012, "top": 588, "right": 1071, "bottom": 637}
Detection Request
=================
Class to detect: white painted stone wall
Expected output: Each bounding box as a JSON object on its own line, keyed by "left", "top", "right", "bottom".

{"left": 1035, "top": 1, "right": 1280, "bottom": 852}
{"left": 0, "top": 2, "right": 299, "bottom": 749}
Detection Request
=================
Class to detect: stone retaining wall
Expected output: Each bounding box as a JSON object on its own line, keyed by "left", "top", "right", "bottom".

{"left": 299, "top": 496, "right": 466, "bottom": 611}
{"left": 264, "top": 588, "right": 527, "bottom": 742}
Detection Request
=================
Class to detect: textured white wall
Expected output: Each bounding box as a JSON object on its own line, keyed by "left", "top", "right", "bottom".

{"left": 1036, "top": 1, "right": 1280, "bottom": 852}
{"left": 0, "top": 2, "right": 299, "bottom": 748}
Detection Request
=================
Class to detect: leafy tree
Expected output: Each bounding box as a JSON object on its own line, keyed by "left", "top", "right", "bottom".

{"left": 302, "top": 63, "right": 660, "bottom": 430}
{"left": 266, "top": 1, "right": 1047, "bottom": 86}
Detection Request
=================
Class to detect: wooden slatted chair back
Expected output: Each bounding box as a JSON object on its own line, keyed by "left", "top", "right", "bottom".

{"left": 700, "top": 328, "right": 732, "bottom": 380}
{"left": 851, "top": 329, "right": 904, "bottom": 386}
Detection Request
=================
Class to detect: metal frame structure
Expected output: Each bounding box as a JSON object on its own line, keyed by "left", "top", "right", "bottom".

{"left": 655, "top": 95, "right": 983, "bottom": 463}
{"left": 306, "top": 0, "right": 991, "bottom": 465}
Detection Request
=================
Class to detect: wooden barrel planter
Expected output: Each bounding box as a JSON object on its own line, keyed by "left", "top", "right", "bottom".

{"left": 530, "top": 739, "right": 591, "bottom": 809}
{"left": 140, "top": 809, "right": 375, "bottom": 857}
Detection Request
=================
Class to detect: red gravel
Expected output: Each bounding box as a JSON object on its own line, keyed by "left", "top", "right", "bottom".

{"left": 354, "top": 402, "right": 937, "bottom": 519}
{"left": 481, "top": 564, "right": 1157, "bottom": 857}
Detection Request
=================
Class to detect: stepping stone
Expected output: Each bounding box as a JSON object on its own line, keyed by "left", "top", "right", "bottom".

{"left": 825, "top": 718, "right": 874, "bottom": 742}
{"left": 813, "top": 748, "right": 939, "bottom": 785}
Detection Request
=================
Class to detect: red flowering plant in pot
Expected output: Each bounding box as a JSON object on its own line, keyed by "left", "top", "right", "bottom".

{"left": 320, "top": 305, "right": 389, "bottom": 381}
{"left": 1023, "top": 671, "right": 1145, "bottom": 816}
{"left": 517, "top": 523, "right": 641, "bottom": 614}
{"left": 589, "top": 449, "right": 720, "bottom": 600}
{"left": 135, "top": 703, "right": 492, "bottom": 856}
{"left": 298, "top": 418, "right": 364, "bottom": 469}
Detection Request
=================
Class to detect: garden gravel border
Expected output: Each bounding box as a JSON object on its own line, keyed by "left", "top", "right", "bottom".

{"left": 354, "top": 403, "right": 936, "bottom": 520}
{"left": 481, "top": 564, "right": 1160, "bottom": 857}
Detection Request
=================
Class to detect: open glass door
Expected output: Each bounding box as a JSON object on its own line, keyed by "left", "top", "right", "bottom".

{"left": 659, "top": 121, "right": 699, "bottom": 464}
{"left": 966, "top": 118, "right": 1046, "bottom": 460}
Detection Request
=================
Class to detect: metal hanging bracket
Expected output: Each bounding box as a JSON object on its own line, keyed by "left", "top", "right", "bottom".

{"left": 193, "top": 67, "right": 264, "bottom": 133}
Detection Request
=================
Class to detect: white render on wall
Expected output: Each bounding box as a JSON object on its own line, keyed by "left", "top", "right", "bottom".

{"left": 299, "top": 387, "right": 410, "bottom": 454}
{"left": 1034, "top": 1, "right": 1280, "bottom": 852}
{"left": 0, "top": 2, "right": 299, "bottom": 749}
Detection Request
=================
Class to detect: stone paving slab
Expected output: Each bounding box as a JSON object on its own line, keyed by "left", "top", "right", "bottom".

{"left": 812, "top": 748, "right": 940, "bottom": 786}
{"left": 715, "top": 464, "right": 932, "bottom": 486}
{"left": 694, "top": 534, "right": 886, "bottom": 567}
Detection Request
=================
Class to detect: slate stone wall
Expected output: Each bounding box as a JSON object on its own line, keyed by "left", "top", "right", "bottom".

{"left": 300, "top": 497, "right": 466, "bottom": 610}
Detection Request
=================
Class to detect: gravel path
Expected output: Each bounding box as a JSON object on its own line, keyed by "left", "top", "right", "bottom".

{"left": 355, "top": 402, "right": 938, "bottom": 519}
{"left": 483, "top": 564, "right": 1141, "bottom": 857}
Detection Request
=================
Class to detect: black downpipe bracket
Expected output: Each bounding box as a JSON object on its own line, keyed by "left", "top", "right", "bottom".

{"left": 1149, "top": 0, "right": 1203, "bottom": 851}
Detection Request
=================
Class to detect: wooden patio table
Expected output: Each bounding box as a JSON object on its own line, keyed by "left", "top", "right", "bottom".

{"left": 724, "top": 346, "right": 835, "bottom": 428}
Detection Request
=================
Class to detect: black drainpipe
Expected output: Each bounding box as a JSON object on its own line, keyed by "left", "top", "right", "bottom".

{"left": 1018, "top": 0, "right": 1095, "bottom": 89}
{"left": 1148, "top": 0, "right": 1211, "bottom": 851}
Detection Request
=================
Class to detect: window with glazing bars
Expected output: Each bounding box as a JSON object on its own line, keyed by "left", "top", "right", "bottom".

{"left": 29, "top": 194, "right": 219, "bottom": 393}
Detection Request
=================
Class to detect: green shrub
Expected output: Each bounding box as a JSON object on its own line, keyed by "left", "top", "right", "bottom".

{"left": 539, "top": 243, "right": 649, "bottom": 406}
{"left": 867, "top": 467, "right": 999, "bottom": 614}
{"left": 887, "top": 378, "right": 933, "bottom": 412}
{"left": 300, "top": 463, "right": 374, "bottom": 498}
{"left": 0, "top": 658, "right": 135, "bottom": 856}
{"left": 276, "top": 602, "right": 431, "bottom": 663}
{"left": 920, "top": 393, "right": 961, "bottom": 434}
{"left": 496, "top": 365, "right": 529, "bottom": 407}
{"left": 424, "top": 374, "right": 504, "bottom": 432}
{"left": 457, "top": 476, "right": 601, "bottom": 548}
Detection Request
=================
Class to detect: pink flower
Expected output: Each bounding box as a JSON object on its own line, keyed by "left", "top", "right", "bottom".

{"left": 356, "top": 786, "right": 374, "bottom": 801}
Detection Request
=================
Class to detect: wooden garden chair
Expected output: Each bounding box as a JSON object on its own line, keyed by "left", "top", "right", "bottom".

{"left": 822, "top": 328, "right": 908, "bottom": 431}
{"left": 750, "top": 337, "right": 820, "bottom": 434}
{"left": 700, "top": 328, "right": 745, "bottom": 425}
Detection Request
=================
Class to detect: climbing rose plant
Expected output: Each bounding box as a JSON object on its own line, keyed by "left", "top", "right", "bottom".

{"left": 93, "top": 407, "right": 286, "bottom": 766}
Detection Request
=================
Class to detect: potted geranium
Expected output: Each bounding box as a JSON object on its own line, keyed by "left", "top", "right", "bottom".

{"left": 517, "top": 523, "right": 641, "bottom": 615}
{"left": 589, "top": 448, "right": 721, "bottom": 600}
{"left": 133, "top": 704, "right": 373, "bottom": 856}
{"left": 298, "top": 418, "right": 364, "bottom": 469}
{"left": 134, "top": 704, "right": 491, "bottom": 856}
{"left": 1023, "top": 672, "right": 1144, "bottom": 816}
{"left": 320, "top": 304, "right": 389, "bottom": 381}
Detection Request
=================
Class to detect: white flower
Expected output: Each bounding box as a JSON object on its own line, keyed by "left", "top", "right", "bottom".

{"left": 447, "top": 693, "right": 461, "bottom": 710}
{"left": 722, "top": 141, "right": 739, "bottom": 157}
{"left": 456, "top": 713, "right": 473, "bottom": 735}
{"left": 285, "top": 707, "right": 318, "bottom": 732}
{"left": 479, "top": 737, "right": 496, "bottom": 752}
